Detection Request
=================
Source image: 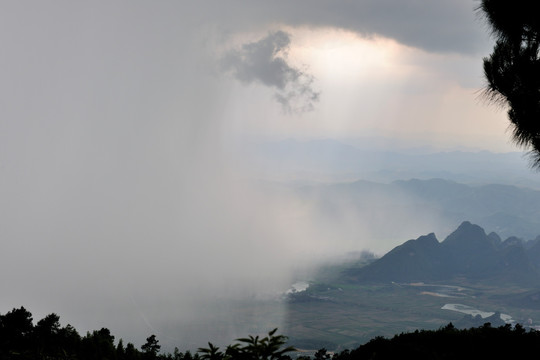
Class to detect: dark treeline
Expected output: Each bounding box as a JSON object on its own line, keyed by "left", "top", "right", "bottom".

{"left": 331, "top": 322, "right": 540, "bottom": 360}
{"left": 0, "top": 307, "right": 191, "bottom": 360}
{"left": 2, "top": 307, "right": 540, "bottom": 359}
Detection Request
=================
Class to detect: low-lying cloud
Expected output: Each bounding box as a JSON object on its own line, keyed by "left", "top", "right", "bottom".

{"left": 221, "top": 31, "right": 320, "bottom": 113}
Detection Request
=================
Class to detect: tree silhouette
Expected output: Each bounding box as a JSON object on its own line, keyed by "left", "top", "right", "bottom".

{"left": 197, "top": 342, "right": 224, "bottom": 360}
{"left": 0, "top": 306, "right": 34, "bottom": 358}
{"left": 198, "top": 328, "right": 295, "bottom": 360}
{"left": 34, "top": 313, "right": 62, "bottom": 357}
{"left": 81, "top": 327, "right": 117, "bottom": 360}
{"left": 313, "top": 348, "right": 331, "bottom": 360}
{"left": 479, "top": 0, "right": 540, "bottom": 166}
{"left": 142, "top": 334, "right": 161, "bottom": 359}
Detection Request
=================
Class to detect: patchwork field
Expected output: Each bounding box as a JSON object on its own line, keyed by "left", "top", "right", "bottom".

{"left": 282, "top": 279, "right": 540, "bottom": 351}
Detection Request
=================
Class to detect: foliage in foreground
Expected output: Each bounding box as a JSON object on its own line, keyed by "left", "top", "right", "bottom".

{"left": 197, "top": 328, "right": 295, "bottom": 360}
{"left": 479, "top": 0, "right": 540, "bottom": 166}
{"left": 0, "top": 307, "right": 294, "bottom": 360}
{"left": 0, "top": 306, "right": 181, "bottom": 360}
{"left": 332, "top": 322, "right": 540, "bottom": 360}
{"left": 3, "top": 307, "right": 540, "bottom": 359}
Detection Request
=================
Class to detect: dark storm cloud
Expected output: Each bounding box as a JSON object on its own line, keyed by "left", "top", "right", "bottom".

{"left": 222, "top": 31, "right": 293, "bottom": 89}
{"left": 212, "top": 0, "right": 489, "bottom": 55}
{"left": 221, "top": 31, "right": 320, "bottom": 113}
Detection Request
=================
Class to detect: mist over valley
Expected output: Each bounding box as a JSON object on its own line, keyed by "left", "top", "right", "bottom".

{"left": 3, "top": 1, "right": 540, "bottom": 356}
{"left": 5, "top": 134, "right": 540, "bottom": 352}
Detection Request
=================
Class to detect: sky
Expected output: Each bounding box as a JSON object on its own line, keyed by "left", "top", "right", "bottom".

{"left": 0, "top": 0, "right": 523, "bottom": 351}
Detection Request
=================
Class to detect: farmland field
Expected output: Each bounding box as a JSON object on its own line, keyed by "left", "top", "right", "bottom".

{"left": 281, "top": 277, "right": 540, "bottom": 351}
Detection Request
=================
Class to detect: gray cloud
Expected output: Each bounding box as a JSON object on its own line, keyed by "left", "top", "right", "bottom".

{"left": 221, "top": 31, "right": 320, "bottom": 113}
{"left": 202, "top": 0, "right": 491, "bottom": 56}
{"left": 286, "top": 0, "right": 489, "bottom": 55}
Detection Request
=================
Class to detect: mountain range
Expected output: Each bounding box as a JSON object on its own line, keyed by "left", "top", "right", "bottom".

{"left": 345, "top": 221, "right": 540, "bottom": 287}
{"left": 292, "top": 178, "right": 540, "bottom": 243}
{"left": 251, "top": 138, "right": 540, "bottom": 187}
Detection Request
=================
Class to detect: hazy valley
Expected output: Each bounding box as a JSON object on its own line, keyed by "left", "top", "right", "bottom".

{"left": 7, "top": 139, "right": 540, "bottom": 354}
{"left": 5, "top": 2, "right": 540, "bottom": 358}
{"left": 281, "top": 221, "right": 540, "bottom": 351}
{"left": 219, "top": 141, "right": 540, "bottom": 351}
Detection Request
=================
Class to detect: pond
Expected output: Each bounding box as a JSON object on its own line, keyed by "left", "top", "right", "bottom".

{"left": 441, "top": 303, "right": 513, "bottom": 323}
{"left": 286, "top": 281, "right": 310, "bottom": 294}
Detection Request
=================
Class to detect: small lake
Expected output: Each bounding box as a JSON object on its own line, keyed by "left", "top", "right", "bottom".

{"left": 442, "top": 303, "right": 513, "bottom": 323}
{"left": 396, "top": 282, "right": 468, "bottom": 298}
{"left": 286, "top": 281, "right": 310, "bottom": 294}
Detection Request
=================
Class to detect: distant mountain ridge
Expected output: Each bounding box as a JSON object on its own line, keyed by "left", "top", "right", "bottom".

{"left": 252, "top": 138, "right": 540, "bottom": 188}
{"left": 346, "top": 221, "right": 540, "bottom": 286}
{"left": 300, "top": 178, "right": 540, "bottom": 242}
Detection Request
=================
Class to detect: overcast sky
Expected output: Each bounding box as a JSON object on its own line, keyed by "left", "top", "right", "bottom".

{"left": 0, "top": 0, "right": 520, "bottom": 351}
